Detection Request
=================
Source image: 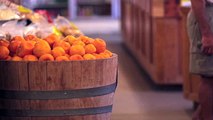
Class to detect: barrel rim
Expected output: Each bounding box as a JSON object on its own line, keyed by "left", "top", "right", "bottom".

{"left": 0, "top": 53, "right": 118, "bottom": 63}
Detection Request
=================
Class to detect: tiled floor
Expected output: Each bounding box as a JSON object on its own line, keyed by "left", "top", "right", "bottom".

{"left": 73, "top": 18, "right": 193, "bottom": 120}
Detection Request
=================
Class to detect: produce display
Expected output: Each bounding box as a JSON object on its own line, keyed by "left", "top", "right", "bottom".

{"left": 0, "top": 0, "right": 114, "bottom": 62}
{"left": 0, "top": 1, "right": 117, "bottom": 120}
{"left": 0, "top": 0, "right": 83, "bottom": 39}
{"left": 0, "top": 34, "right": 113, "bottom": 61}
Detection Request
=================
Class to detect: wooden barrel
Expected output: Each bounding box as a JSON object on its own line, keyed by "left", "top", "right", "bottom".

{"left": 0, "top": 54, "right": 118, "bottom": 120}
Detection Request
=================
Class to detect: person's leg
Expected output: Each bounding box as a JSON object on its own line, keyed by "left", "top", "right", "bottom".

{"left": 192, "top": 104, "right": 201, "bottom": 120}
{"left": 199, "top": 77, "right": 213, "bottom": 120}
{"left": 192, "top": 105, "right": 201, "bottom": 120}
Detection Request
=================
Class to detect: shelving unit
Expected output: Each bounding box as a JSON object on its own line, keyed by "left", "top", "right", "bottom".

{"left": 69, "top": 0, "right": 120, "bottom": 19}
{"left": 21, "top": 0, "right": 120, "bottom": 20}
{"left": 21, "top": 0, "right": 68, "bottom": 18}
{"left": 77, "top": 1, "right": 111, "bottom": 17}
{"left": 121, "top": 0, "right": 183, "bottom": 85}
{"left": 33, "top": 4, "right": 67, "bottom": 9}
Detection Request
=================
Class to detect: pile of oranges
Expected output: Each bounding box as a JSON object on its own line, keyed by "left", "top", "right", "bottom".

{"left": 0, "top": 34, "right": 113, "bottom": 61}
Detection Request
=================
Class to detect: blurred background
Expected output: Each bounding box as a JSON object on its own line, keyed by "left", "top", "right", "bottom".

{"left": 4, "top": 0, "right": 196, "bottom": 120}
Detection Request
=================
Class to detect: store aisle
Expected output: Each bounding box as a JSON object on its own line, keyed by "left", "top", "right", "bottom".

{"left": 73, "top": 18, "right": 193, "bottom": 120}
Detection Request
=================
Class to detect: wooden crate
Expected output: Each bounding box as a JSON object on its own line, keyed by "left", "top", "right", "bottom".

{"left": 0, "top": 55, "right": 118, "bottom": 120}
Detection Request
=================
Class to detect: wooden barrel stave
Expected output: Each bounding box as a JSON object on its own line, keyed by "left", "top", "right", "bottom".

{"left": 0, "top": 93, "right": 114, "bottom": 110}
{"left": 0, "top": 55, "right": 118, "bottom": 120}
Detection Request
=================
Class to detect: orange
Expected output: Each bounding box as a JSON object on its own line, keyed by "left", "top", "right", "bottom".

{"left": 72, "top": 40, "right": 85, "bottom": 46}
{"left": 83, "top": 54, "right": 96, "bottom": 60}
{"left": 39, "top": 54, "right": 54, "bottom": 61}
{"left": 16, "top": 41, "right": 35, "bottom": 57}
{"left": 9, "top": 40, "right": 22, "bottom": 53}
{"left": 69, "top": 45, "right": 85, "bottom": 56}
{"left": 103, "top": 50, "right": 113, "bottom": 57}
{"left": 92, "top": 53, "right": 98, "bottom": 58}
{"left": 99, "top": 53, "right": 110, "bottom": 59}
{"left": 11, "top": 56, "right": 23, "bottom": 61}
{"left": 0, "top": 40, "right": 9, "bottom": 48}
{"left": 24, "top": 35, "right": 36, "bottom": 41}
{"left": 55, "top": 56, "right": 69, "bottom": 61}
{"left": 53, "top": 40, "right": 71, "bottom": 53}
{"left": 94, "top": 54, "right": 105, "bottom": 59}
{"left": 6, "top": 56, "right": 12, "bottom": 60}
{"left": 23, "top": 55, "right": 38, "bottom": 61}
{"left": 31, "top": 37, "right": 43, "bottom": 42}
{"left": 70, "top": 54, "right": 84, "bottom": 61}
{"left": 0, "top": 46, "right": 9, "bottom": 60}
{"left": 65, "top": 54, "right": 70, "bottom": 58}
{"left": 33, "top": 40, "right": 51, "bottom": 57}
{"left": 11, "top": 36, "right": 25, "bottom": 42}
{"left": 28, "top": 40, "right": 36, "bottom": 45}
{"left": 44, "top": 34, "right": 60, "bottom": 46}
{"left": 63, "top": 35, "right": 77, "bottom": 45}
{"left": 93, "top": 53, "right": 108, "bottom": 59}
{"left": 78, "top": 35, "right": 94, "bottom": 44}
{"left": 52, "top": 47, "right": 66, "bottom": 58}
{"left": 92, "top": 38, "right": 106, "bottom": 53}
{"left": 85, "top": 44, "right": 96, "bottom": 54}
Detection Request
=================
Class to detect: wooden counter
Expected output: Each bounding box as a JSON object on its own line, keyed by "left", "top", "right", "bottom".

{"left": 121, "top": 0, "right": 183, "bottom": 84}
{"left": 121, "top": 0, "right": 200, "bottom": 103}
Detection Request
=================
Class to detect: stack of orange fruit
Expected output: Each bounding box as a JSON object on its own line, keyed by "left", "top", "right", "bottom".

{"left": 0, "top": 34, "right": 113, "bottom": 61}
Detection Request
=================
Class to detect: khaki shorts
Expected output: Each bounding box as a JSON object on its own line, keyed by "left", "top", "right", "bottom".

{"left": 187, "top": 7, "right": 213, "bottom": 76}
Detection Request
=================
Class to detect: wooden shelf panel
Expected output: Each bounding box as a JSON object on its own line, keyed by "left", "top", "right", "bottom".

{"left": 121, "top": 0, "right": 183, "bottom": 85}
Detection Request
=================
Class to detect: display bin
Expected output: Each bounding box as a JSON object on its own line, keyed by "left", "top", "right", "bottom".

{"left": 0, "top": 54, "right": 118, "bottom": 120}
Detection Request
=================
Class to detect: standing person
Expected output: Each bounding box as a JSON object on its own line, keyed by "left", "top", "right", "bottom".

{"left": 187, "top": 0, "right": 213, "bottom": 120}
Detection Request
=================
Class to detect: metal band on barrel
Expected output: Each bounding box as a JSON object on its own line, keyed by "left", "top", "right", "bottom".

{"left": 0, "top": 105, "right": 113, "bottom": 117}
{"left": 0, "top": 82, "right": 117, "bottom": 100}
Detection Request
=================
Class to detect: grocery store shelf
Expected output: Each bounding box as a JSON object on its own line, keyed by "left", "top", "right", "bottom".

{"left": 33, "top": 4, "right": 67, "bottom": 9}
{"left": 77, "top": 0, "right": 111, "bottom": 4}
{"left": 69, "top": 0, "right": 120, "bottom": 20}
{"left": 78, "top": 2, "right": 111, "bottom": 6}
